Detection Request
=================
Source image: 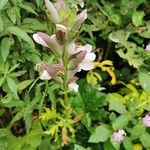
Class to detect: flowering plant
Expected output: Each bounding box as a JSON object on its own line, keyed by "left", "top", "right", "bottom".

{"left": 32, "top": 0, "right": 96, "bottom": 144}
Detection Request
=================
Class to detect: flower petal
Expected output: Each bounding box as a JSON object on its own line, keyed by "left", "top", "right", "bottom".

{"left": 84, "top": 52, "right": 96, "bottom": 61}
{"left": 40, "top": 70, "right": 52, "bottom": 80}
{"left": 78, "top": 61, "right": 94, "bottom": 71}
{"left": 68, "top": 82, "right": 79, "bottom": 93}
{"left": 33, "top": 33, "right": 48, "bottom": 47}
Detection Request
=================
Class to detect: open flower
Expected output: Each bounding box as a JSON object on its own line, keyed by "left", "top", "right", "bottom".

{"left": 77, "top": 44, "right": 96, "bottom": 72}
{"left": 143, "top": 114, "right": 150, "bottom": 127}
{"left": 40, "top": 70, "right": 52, "bottom": 80}
{"left": 113, "top": 129, "right": 125, "bottom": 142}
{"left": 68, "top": 82, "right": 79, "bottom": 93}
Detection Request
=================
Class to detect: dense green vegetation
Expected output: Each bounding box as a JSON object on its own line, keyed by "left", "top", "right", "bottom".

{"left": 0, "top": 0, "right": 150, "bottom": 149}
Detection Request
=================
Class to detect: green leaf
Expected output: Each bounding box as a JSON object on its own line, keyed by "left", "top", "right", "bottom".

{"left": 103, "top": 140, "right": 116, "bottom": 150}
{"left": 6, "top": 7, "right": 17, "bottom": 24}
{"left": 0, "top": 16, "right": 4, "bottom": 32}
{"left": 112, "top": 114, "right": 128, "bottom": 129}
{"left": 1, "top": 37, "right": 14, "bottom": 62}
{"left": 140, "top": 132, "right": 150, "bottom": 148}
{"left": 19, "top": 4, "right": 37, "bottom": 15}
{"left": 123, "top": 137, "right": 133, "bottom": 150}
{"left": 132, "top": 11, "right": 145, "bottom": 27}
{"left": 6, "top": 77, "right": 18, "bottom": 98}
{"left": 17, "top": 80, "right": 34, "bottom": 91}
{"left": 139, "top": 68, "right": 150, "bottom": 94}
{"left": 0, "top": 0, "right": 8, "bottom": 10}
{"left": 131, "top": 123, "right": 146, "bottom": 140}
{"left": 110, "top": 136, "right": 120, "bottom": 150}
{"left": 7, "top": 26, "right": 35, "bottom": 48}
{"left": 109, "top": 30, "right": 130, "bottom": 43}
{"left": 108, "top": 94, "right": 127, "bottom": 114}
{"left": 88, "top": 125, "right": 112, "bottom": 143}
{"left": 0, "top": 77, "right": 5, "bottom": 87}
{"left": 8, "top": 63, "right": 20, "bottom": 73}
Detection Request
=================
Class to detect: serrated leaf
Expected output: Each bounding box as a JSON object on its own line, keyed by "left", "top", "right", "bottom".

{"left": 1, "top": 37, "right": 14, "bottom": 62}
{"left": 0, "top": 0, "right": 8, "bottom": 10}
{"left": 17, "top": 80, "right": 34, "bottom": 91}
{"left": 6, "top": 77, "right": 18, "bottom": 98}
{"left": 88, "top": 125, "right": 112, "bottom": 143}
{"left": 7, "top": 26, "right": 35, "bottom": 48}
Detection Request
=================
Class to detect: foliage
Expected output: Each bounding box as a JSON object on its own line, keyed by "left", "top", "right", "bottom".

{"left": 0, "top": 0, "right": 150, "bottom": 150}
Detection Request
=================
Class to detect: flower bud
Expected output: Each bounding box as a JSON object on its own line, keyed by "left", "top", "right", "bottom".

{"left": 44, "top": 64, "right": 64, "bottom": 82}
{"left": 33, "top": 32, "right": 62, "bottom": 55}
{"left": 55, "top": 0, "right": 65, "bottom": 13}
{"left": 45, "top": 0, "right": 60, "bottom": 24}
{"left": 77, "top": 9, "right": 87, "bottom": 24}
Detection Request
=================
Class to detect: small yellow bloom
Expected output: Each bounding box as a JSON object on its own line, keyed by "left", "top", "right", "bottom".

{"left": 133, "top": 143, "right": 143, "bottom": 150}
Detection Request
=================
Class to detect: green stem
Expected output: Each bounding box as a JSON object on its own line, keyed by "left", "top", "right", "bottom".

{"left": 62, "top": 46, "right": 70, "bottom": 107}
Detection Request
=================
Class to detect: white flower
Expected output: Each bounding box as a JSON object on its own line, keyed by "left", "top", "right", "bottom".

{"left": 33, "top": 33, "right": 48, "bottom": 47}
{"left": 40, "top": 70, "right": 52, "bottom": 80}
{"left": 56, "top": 24, "right": 67, "bottom": 32}
{"left": 68, "top": 42, "right": 81, "bottom": 55}
{"left": 77, "top": 44, "right": 96, "bottom": 72}
{"left": 68, "top": 82, "right": 79, "bottom": 93}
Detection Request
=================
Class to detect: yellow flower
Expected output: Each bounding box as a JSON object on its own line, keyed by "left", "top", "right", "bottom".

{"left": 133, "top": 143, "right": 143, "bottom": 150}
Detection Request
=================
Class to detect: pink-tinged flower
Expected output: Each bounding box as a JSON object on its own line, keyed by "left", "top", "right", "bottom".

{"left": 143, "top": 114, "right": 150, "bottom": 127}
{"left": 33, "top": 34, "right": 48, "bottom": 47}
{"left": 77, "top": 9, "right": 87, "bottom": 23}
{"left": 68, "top": 82, "right": 79, "bottom": 93}
{"left": 146, "top": 44, "right": 150, "bottom": 51}
{"left": 55, "top": 0, "right": 65, "bottom": 13}
{"left": 45, "top": 0, "right": 60, "bottom": 24}
{"left": 113, "top": 130, "right": 125, "bottom": 142}
{"left": 77, "top": 44, "right": 96, "bottom": 72}
{"left": 67, "top": 43, "right": 81, "bottom": 55}
{"left": 33, "top": 32, "right": 62, "bottom": 55}
{"left": 40, "top": 70, "right": 52, "bottom": 80}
